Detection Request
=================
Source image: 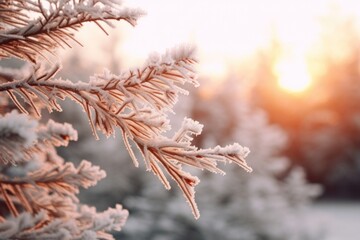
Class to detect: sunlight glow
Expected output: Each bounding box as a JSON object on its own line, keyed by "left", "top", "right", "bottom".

{"left": 199, "top": 60, "right": 227, "bottom": 81}
{"left": 71, "top": 0, "right": 360, "bottom": 81}
{"left": 275, "top": 56, "right": 312, "bottom": 93}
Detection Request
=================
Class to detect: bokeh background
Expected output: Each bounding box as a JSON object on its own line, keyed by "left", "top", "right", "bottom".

{"left": 53, "top": 0, "right": 360, "bottom": 239}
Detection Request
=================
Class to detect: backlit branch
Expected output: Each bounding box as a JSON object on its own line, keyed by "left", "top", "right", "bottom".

{"left": 0, "top": 46, "right": 198, "bottom": 139}
{"left": 0, "top": 46, "right": 251, "bottom": 218}
{"left": 0, "top": 0, "right": 145, "bottom": 62}
{"left": 0, "top": 0, "right": 251, "bottom": 222}
{"left": 0, "top": 204, "right": 128, "bottom": 239}
{"left": 134, "top": 118, "right": 251, "bottom": 218}
{"left": 0, "top": 111, "right": 77, "bottom": 164}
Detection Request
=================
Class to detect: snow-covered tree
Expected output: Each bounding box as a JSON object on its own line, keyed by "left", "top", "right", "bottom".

{"left": 123, "top": 78, "right": 323, "bottom": 240}
{"left": 0, "top": 0, "right": 251, "bottom": 238}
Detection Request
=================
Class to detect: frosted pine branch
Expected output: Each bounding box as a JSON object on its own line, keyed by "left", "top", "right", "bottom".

{"left": 0, "top": 111, "right": 77, "bottom": 164}
{"left": 133, "top": 118, "right": 251, "bottom": 218}
{"left": 0, "top": 204, "right": 128, "bottom": 240}
{"left": 0, "top": 46, "right": 198, "bottom": 138}
{"left": 0, "top": 160, "right": 105, "bottom": 210}
{"left": 0, "top": 1, "right": 29, "bottom": 30}
{"left": 0, "top": 0, "right": 145, "bottom": 62}
{"left": 0, "top": 0, "right": 252, "bottom": 233}
{"left": 0, "top": 110, "right": 38, "bottom": 164}
{"left": 0, "top": 113, "right": 106, "bottom": 219}
{"left": 0, "top": 151, "right": 120, "bottom": 238}
{"left": 37, "top": 119, "right": 78, "bottom": 147}
{"left": 0, "top": 46, "right": 251, "bottom": 218}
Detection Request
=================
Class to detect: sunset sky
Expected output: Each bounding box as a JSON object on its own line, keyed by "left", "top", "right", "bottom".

{"left": 70, "top": 0, "right": 360, "bottom": 91}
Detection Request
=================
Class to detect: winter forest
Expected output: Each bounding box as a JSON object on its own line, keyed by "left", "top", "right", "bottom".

{"left": 1, "top": 0, "right": 360, "bottom": 240}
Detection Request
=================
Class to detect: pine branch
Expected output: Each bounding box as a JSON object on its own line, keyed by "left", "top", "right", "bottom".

{"left": 0, "top": 160, "right": 106, "bottom": 194}
{"left": 0, "top": 1, "right": 30, "bottom": 30}
{"left": 0, "top": 1, "right": 252, "bottom": 221}
{"left": 0, "top": 46, "right": 198, "bottom": 138}
{"left": 0, "top": 111, "right": 77, "bottom": 164}
{"left": 0, "top": 159, "right": 106, "bottom": 220}
{"left": 0, "top": 204, "right": 128, "bottom": 240}
{"left": 0, "top": 0, "right": 145, "bottom": 62}
{"left": 0, "top": 0, "right": 249, "bottom": 238}
{"left": 0, "top": 110, "right": 38, "bottom": 164}
{"left": 37, "top": 119, "right": 78, "bottom": 147}
{"left": 132, "top": 118, "right": 251, "bottom": 218}
{"left": 0, "top": 46, "right": 252, "bottom": 218}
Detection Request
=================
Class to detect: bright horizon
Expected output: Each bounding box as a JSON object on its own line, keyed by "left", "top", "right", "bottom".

{"left": 69, "top": 0, "right": 360, "bottom": 92}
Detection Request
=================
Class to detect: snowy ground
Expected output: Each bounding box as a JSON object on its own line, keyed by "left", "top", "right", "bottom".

{"left": 309, "top": 201, "right": 360, "bottom": 240}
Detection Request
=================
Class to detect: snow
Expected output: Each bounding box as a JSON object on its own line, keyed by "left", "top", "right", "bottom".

{"left": 45, "top": 119, "right": 78, "bottom": 141}
{"left": 0, "top": 110, "right": 38, "bottom": 147}
{"left": 215, "top": 143, "right": 251, "bottom": 158}
{"left": 309, "top": 201, "right": 360, "bottom": 240}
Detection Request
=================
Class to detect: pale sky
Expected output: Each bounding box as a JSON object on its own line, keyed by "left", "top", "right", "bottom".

{"left": 68, "top": 0, "right": 360, "bottom": 79}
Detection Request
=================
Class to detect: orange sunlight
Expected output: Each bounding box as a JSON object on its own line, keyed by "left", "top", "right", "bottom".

{"left": 118, "top": 1, "right": 359, "bottom": 76}
{"left": 275, "top": 55, "right": 312, "bottom": 93}
{"left": 71, "top": 0, "right": 360, "bottom": 85}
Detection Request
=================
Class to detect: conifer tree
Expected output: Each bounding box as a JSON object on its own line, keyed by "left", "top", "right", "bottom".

{"left": 0, "top": 1, "right": 251, "bottom": 238}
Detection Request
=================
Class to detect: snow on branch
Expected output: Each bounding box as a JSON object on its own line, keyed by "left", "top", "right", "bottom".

{"left": 0, "top": 1, "right": 29, "bottom": 30}
{"left": 0, "top": 46, "right": 198, "bottom": 138}
{"left": 0, "top": 149, "right": 118, "bottom": 239}
{"left": 134, "top": 118, "right": 251, "bottom": 218}
{"left": 0, "top": 110, "right": 78, "bottom": 165}
{"left": 0, "top": 46, "right": 251, "bottom": 218}
{"left": 0, "top": 110, "right": 38, "bottom": 164}
{"left": 0, "top": 0, "right": 251, "bottom": 237}
{"left": 37, "top": 119, "right": 78, "bottom": 147}
{"left": 0, "top": 204, "right": 128, "bottom": 239}
{"left": 0, "top": 0, "right": 145, "bottom": 62}
{"left": 0, "top": 160, "right": 105, "bottom": 205}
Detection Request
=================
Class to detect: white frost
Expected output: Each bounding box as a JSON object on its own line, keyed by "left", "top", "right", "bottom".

{"left": 0, "top": 110, "right": 38, "bottom": 147}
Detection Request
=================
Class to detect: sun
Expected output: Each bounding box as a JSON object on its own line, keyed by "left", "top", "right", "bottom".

{"left": 275, "top": 56, "right": 312, "bottom": 93}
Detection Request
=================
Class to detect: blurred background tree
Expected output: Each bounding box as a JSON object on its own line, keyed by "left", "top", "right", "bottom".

{"left": 251, "top": 10, "right": 360, "bottom": 199}
{"left": 118, "top": 77, "right": 322, "bottom": 240}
